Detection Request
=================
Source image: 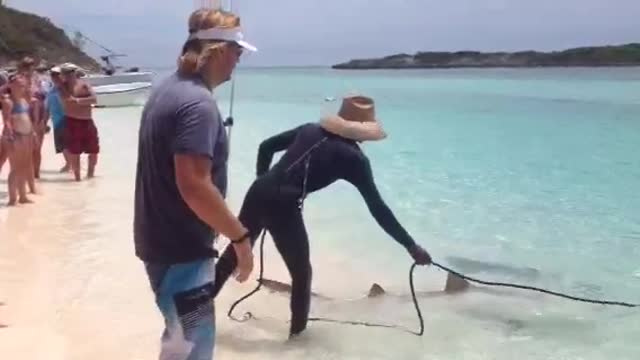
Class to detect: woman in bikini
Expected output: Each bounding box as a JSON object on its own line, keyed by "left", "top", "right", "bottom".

{"left": 29, "top": 72, "right": 48, "bottom": 180}
{"left": 17, "top": 57, "right": 44, "bottom": 186}
{"left": 1, "top": 73, "right": 35, "bottom": 205}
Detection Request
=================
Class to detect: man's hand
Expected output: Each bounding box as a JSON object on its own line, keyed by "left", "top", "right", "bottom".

{"left": 233, "top": 240, "right": 254, "bottom": 282}
{"left": 408, "top": 244, "right": 432, "bottom": 265}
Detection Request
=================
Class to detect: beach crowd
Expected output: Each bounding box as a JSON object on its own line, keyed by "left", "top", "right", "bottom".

{"left": 0, "top": 57, "right": 100, "bottom": 205}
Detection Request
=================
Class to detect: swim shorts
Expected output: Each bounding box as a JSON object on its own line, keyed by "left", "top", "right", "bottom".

{"left": 63, "top": 116, "right": 99, "bottom": 154}
{"left": 144, "top": 259, "right": 216, "bottom": 360}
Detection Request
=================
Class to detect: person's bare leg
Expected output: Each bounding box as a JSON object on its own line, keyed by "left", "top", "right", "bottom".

{"left": 29, "top": 100, "right": 41, "bottom": 179}
{"left": 33, "top": 133, "right": 44, "bottom": 179}
{"left": 69, "top": 154, "right": 81, "bottom": 181}
{"left": 59, "top": 150, "right": 71, "bottom": 172}
{"left": 0, "top": 144, "right": 7, "bottom": 174}
{"left": 16, "top": 142, "right": 32, "bottom": 204}
{"left": 7, "top": 150, "right": 18, "bottom": 206}
{"left": 87, "top": 153, "right": 98, "bottom": 178}
{"left": 26, "top": 136, "right": 36, "bottom": 194}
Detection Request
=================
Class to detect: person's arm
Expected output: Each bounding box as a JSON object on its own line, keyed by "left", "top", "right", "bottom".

{"left": 344, "top": 150, "right": 431, "bottom": 264}
{"left": 42, "top": 94, "right": 50, "bottom": 127}
{"left": 345, "top": 152, "right": 415, "bottom": 249}
{"left": 61, "top": 91, "right": 76, "bottom": 108}
{"left": 1, "top": 98, "right": 13, "bottom": 133}
{"left": 172, "top": 98, "right": 254, "bottom": 280}
{"left": 45, "top": 93, "right": 55, "bottom": 120}
{"left": 256, "top": 125, "right": 302, "bottom": 176}
{"left": 175, "top": 154, "right": 247, "bottom": 240}
{"left": 73, "top": 83, "right": 97, "bottom": 106}
{"left": 173, "top": 99, "right": 246, "bottom": 240}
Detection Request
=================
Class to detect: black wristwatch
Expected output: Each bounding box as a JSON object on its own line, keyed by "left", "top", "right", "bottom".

{"left": 231, "top": 231, "right": 251, "bottom": 244}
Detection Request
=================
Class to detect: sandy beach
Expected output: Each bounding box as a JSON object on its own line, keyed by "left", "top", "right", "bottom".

{"left": 0, "top": 106, "right": 449, "bottom": 359}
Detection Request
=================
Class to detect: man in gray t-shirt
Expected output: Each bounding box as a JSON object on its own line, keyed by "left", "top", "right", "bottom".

{"left": 134, "top": 72, "right": 230, "bottom": 262}
{"left": 134, "top": 9, "right": 257, "bottom": 359}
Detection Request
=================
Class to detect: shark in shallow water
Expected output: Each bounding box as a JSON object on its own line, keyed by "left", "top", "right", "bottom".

{"left": 258, "top": 278, "right": 333, "bottom": 300}
{"left": 258, "top": 270, "right": 471, "bottom": 300}
{"left": 444, "top": 256, "right": 540, "bottom": 281}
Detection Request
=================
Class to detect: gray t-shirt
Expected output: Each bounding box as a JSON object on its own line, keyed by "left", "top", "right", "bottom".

{"left": 134, "top": 72, "right": 229, "bottom": 263}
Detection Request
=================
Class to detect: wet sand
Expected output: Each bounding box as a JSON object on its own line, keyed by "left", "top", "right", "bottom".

{"left": 0, "top": 107, "right": 423, "bottom": 359}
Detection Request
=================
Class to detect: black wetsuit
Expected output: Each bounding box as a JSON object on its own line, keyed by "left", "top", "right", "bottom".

{"left": 213, "top": 123, "right": 417, "bottom": 335}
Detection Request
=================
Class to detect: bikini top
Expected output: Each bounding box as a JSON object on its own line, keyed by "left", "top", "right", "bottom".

{"left": 11, "top": 102, "right": 29, "bottom": 115}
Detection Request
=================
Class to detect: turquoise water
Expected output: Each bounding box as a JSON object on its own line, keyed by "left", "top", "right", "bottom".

{"left": 208, "top": 67, "right": 640, "bottom": 358}
{"left": 2, "top": 67, "right": 639, "bottom": 359}
{"left": 218, "top": 67, "right": 640, "bottom": 281}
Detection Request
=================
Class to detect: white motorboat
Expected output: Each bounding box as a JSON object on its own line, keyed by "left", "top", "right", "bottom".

{"left": 94, "top": 82, "right": 152, "bottom": 107}
{"left": 85, "top": 71, "right": 154, "bottom": 87}
{"left": 84, "top": 54, "right": 155, "bottom": 86}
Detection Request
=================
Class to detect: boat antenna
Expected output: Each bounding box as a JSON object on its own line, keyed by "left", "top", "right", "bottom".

{"left": 60, "top": 24, "right": 119, "bottom": 55}
{"left": 224, "top": 0, "right": 236, "bottom": 145}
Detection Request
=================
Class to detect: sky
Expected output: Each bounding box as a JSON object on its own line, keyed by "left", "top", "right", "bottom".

{"left": 7, "top": 0, "right": 640, "bottom": 68}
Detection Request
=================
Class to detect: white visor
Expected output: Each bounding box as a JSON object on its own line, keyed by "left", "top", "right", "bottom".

{"left": 190, "top": 27, "right": 257, "bottom": 52}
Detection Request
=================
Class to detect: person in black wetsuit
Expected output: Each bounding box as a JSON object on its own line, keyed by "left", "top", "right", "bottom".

{"left": 213, "top": 95, "right": 432, "bottom": 337}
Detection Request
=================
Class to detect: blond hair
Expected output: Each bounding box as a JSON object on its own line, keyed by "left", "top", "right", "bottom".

{"left": 178, "top": 8, "right": 241, "bottom": 75}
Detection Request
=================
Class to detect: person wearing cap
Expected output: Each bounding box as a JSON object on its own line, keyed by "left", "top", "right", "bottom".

{"left": 59, "top": 62, "right": 100, "bottom": 181}
{"left": 18, "top": 58, "right": 46, "bottom": 175}
{"left": 46, "top": 66, "right": 70, "bottom": 172}
{"left": 212, "top": 94, "right": 433, "bottom": 338}
{"left": 134, "top": 8, "right": 257, "bottom": 360}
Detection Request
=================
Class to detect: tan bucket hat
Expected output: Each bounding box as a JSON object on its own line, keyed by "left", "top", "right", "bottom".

{"left": 319, "top": 95, "right": 387, "bottom": 141}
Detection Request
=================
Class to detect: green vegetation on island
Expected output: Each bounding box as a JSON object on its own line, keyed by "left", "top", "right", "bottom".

{"left": 333, "top": 44, "right": 640, "bottom": 69}
{"left": 0, "top": 5, "right": 99, "bottom": 70}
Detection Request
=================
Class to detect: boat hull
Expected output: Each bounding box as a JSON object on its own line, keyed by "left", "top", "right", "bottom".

{"left": 86, "top": 72, "right": 154, "bottom": 87}
{"left": 94, "top": 82, "right": 151, "bottom": 107}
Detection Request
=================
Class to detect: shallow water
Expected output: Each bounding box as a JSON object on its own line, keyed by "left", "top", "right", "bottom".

{"left": 1, "top": 67, "right": 640, "bottom": 359}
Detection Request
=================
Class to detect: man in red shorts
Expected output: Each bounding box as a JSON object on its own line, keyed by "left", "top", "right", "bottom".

{"left": 60, "top": 63, "right": 99, "bottom": 181}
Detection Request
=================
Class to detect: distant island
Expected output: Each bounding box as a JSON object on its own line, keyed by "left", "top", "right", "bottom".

{"left": 0, "top": 4, "right": 100, "bottom": 70}
{"left": 332, "top": 43, "right": 640, "bottom": 69}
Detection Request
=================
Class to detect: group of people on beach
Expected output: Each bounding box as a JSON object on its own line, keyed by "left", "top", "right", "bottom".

{"left": 0, "top": 57, "right": 100, "bottom": 205}
{"left": 134, "top": 8, "right": 432, "bottom": 360}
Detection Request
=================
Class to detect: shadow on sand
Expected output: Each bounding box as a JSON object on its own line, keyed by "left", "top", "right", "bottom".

{"left": 39, "top": 169, "right": 68, "bottom": 175}
{"left": 37, "top": 177, "right": 77, "bottom": 184}
{"left": 0, "top": 302, "right": 6, "bottom": 328}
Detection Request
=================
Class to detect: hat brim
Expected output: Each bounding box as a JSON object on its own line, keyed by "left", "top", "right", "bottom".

{"left": 236, "top": 40, "right": 257, "bottom": 52}
{"left": 319, "top": 115, "right": 386, "bottom": 142}
{"left": 61, "top": 68, "right": 86, "bottom": 77}
{"left": 191, "top": 27, "right": 258, "bottom": 52}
